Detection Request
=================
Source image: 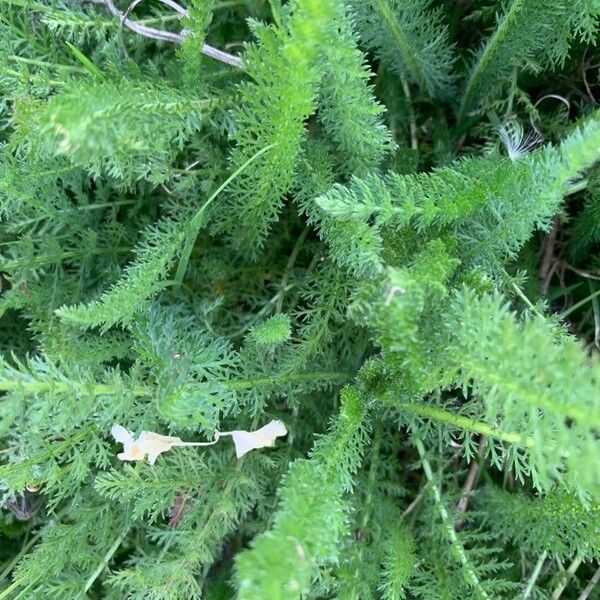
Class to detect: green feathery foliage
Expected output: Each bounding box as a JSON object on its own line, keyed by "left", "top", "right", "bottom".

{"left": 1, "top": 0, "right": 600, "bottom": 598}
{"left": 350, "top": 0, "right": 455, "bottom": 99}
{"left": 218, "top": 0, "right": 337, "bottom": 256}
{"left": 55, "top": 218, "right": 184, "bottom": 332}
{"left": 458, "top": 0, "right": 600, "bottom": 119}
{"left": 236, "top": 387, "right": 369, "bottom": 599}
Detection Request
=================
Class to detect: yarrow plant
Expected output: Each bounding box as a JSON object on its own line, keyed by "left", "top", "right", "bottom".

{"left": 0, "top": 0, "right": 600, "bottom": 598}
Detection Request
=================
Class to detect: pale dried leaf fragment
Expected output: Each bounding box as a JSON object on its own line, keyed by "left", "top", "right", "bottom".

{"left": 111, "top": 424, "right": 189, "bottom": 465}
{"left": 222, "top": 420, "right": 288, "bottom": 458}
{"left": 111, "top": 420, "right": 287, "bottom": 464}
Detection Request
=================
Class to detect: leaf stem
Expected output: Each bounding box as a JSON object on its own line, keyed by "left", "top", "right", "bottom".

{"left": 415, "top": 437, "right": 490, "bottom": 599}
{"left": 275, "top": 226, "right": 309, "bottom": 313}
{"left": 83, "top": 529, "right": 128, "bottom": 594}
{"left": 523, "top": 551, "right": 547, "bottom": 599}
{"left": 373, "top": 0, "right": 423, "bottom": 87}
{"left": 400, "top": 402, "right": 534, "bottom": 447}
{"left": 558, "top": 287, "right": 600, "bottom": 320}
{"left": 578, "top": 565, "right": 600, "bottom": 600}
{"left": 0, "top": 580, "right": 21, "bottom": 600}
{"left": 550, "top": 554, "right": 584, "bottom": 600}
{"left": 458, "top": 0, "right": 526, "bottom": 120}
{"left": 0, "top": 369, "right": 348, "bottom": 397}
{"left": 0, "top": 532, "right": 38, "bottom": 582}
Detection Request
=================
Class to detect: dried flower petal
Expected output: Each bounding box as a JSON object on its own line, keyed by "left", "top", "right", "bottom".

{"left": 111, "top": 420, "right": 287, "bottom": 464}
{"left": 137, "top": 431, "right": 185, "bottom": 465}
{"left": 111, "top": 425, "right": 185, "bottom": 465}
{"left": 111, "top": 424, "right": 133, "bottom": 445}
{"left": 227, "top": 420, "right": 288, "bottom": 458}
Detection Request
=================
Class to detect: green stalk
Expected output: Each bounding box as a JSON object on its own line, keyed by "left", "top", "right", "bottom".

{"left": 399, "top": 402, "right": 534, "bottom": 448}
{"left": 415, "top": 437, "right": 490, "bottom": 600}
{"left": 0, "top": 580, "right": 20, "bottom": 600}
{"left": 523, "top": 551, "right": 547, "bottom": 599}
{"left": 83, "top": 529, "right": 128, "bottom": 594}
{"left": 224, "top": 370, "right": 349, "bottom": 391}
{"left": 372, "top": 0, "right": 424, "bottom": 87}
{"left": 558, "top": 287, "right": 600, "bottom": 320}
{"left": 550, "top": 554, "right": 584, "bottom": 600}
{"left": 0, "top": 370, "right": 348, "bottom": 397}
{"left": 458, "top": 0, "right": 527, "bottom": 120}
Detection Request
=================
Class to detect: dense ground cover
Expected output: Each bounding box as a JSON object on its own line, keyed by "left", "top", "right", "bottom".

{"left": 1, "top": 0, "right": 600, "bottom": 598}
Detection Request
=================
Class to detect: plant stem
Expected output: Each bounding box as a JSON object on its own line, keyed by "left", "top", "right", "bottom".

{"left": 7, "top": 55, "right": 86, "bottom": 73}
{"left": 0, "top": 370, "right": 348, "bottom": 397}
{"left": 0, "top": 380, "right": 147, "bottom": 396}
{"left": 11, "top": 582, "right": 34, "bottom": 600}
{"left": 578, "top": 565, "right": 600, "bottom": 600}
{"left": 373, "top": 0, "right": 423, "bottom": 87}
{"left": 551, "top": 554, "right": 584, "bottom": 600}
{"left": 402, "top": 484, "right": 428, "bottom": 519}
{"left": 523, "top": 551, "right": 547, "bottom": 599}
{"left": 400, "top": 75, "right": 418, "bottom": 151}
{"left": 0, "top": 580, "right": 21, "bottom": 600}
{"left": 503, "top": 270, "right": 544, "bottom": 318}
{"left": 1, "top": 246, "right": 131, "bottom": 272}
{"left": 415, "top": 437, "right": 490, "bottom": 600}
{"left": 458, "top": 0, "right": 526, "bottom": 120}
{"left": 224, "top": 371, "right": 350, "bottom": 390}
{"left": 558, "top": 287, "right": 600, "bottom": 320}
{"left": 400, "top": 402, "right": 534, "bottom": 447}
{"left": 275, "top": 226, "right": 309, "bottom": 313}
{"left": 0, "top": 533, "right": 38, "bottom": 582}
{"left": 83, "top": 530, "right": 128, "bottom": 594}
{"left": 352, "top": 427, "right": 382, "bottom": 581}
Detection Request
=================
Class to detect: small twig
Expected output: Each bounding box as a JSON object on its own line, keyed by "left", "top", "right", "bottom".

{"left": 93, "top": 0, "right": 183, "bottom": 42}
{"left": 561, "top": 262, "right": 600, "bottom": 282}
{"left": 455, "top": 437, "right": 485, "bottom": 528}
{"left": 578, "top": 565, "right": 600, "bottom": 600}
{"left": 400, "top": 75, "right": 418, "bottom": 152}
{"left": 582, "top": 49, "right": 598, "bottom": 105}
{"left": 90, "top": 0, "right": 243, "bottom": 68}
{"left": 523, "top": 551, "right": 548, "bottom": 599}
{"left": 551, "top": 554, "right": 584, "bottom": 600}
{"left": 402, "top": 484, "right": 428, "bottom": 519}
{"left": 540, "top": 217, "right": 559, "bottom": 295}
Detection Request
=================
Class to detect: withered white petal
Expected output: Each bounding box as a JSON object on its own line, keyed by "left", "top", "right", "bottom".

{"left": 229, "top": 420, "right": 287, "bottom": 458}
{"left": 111, "top": 424, "right": 134, "bottom": 445}
{"left": 110, "top": 420, "right": 287, "bottom": 464}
